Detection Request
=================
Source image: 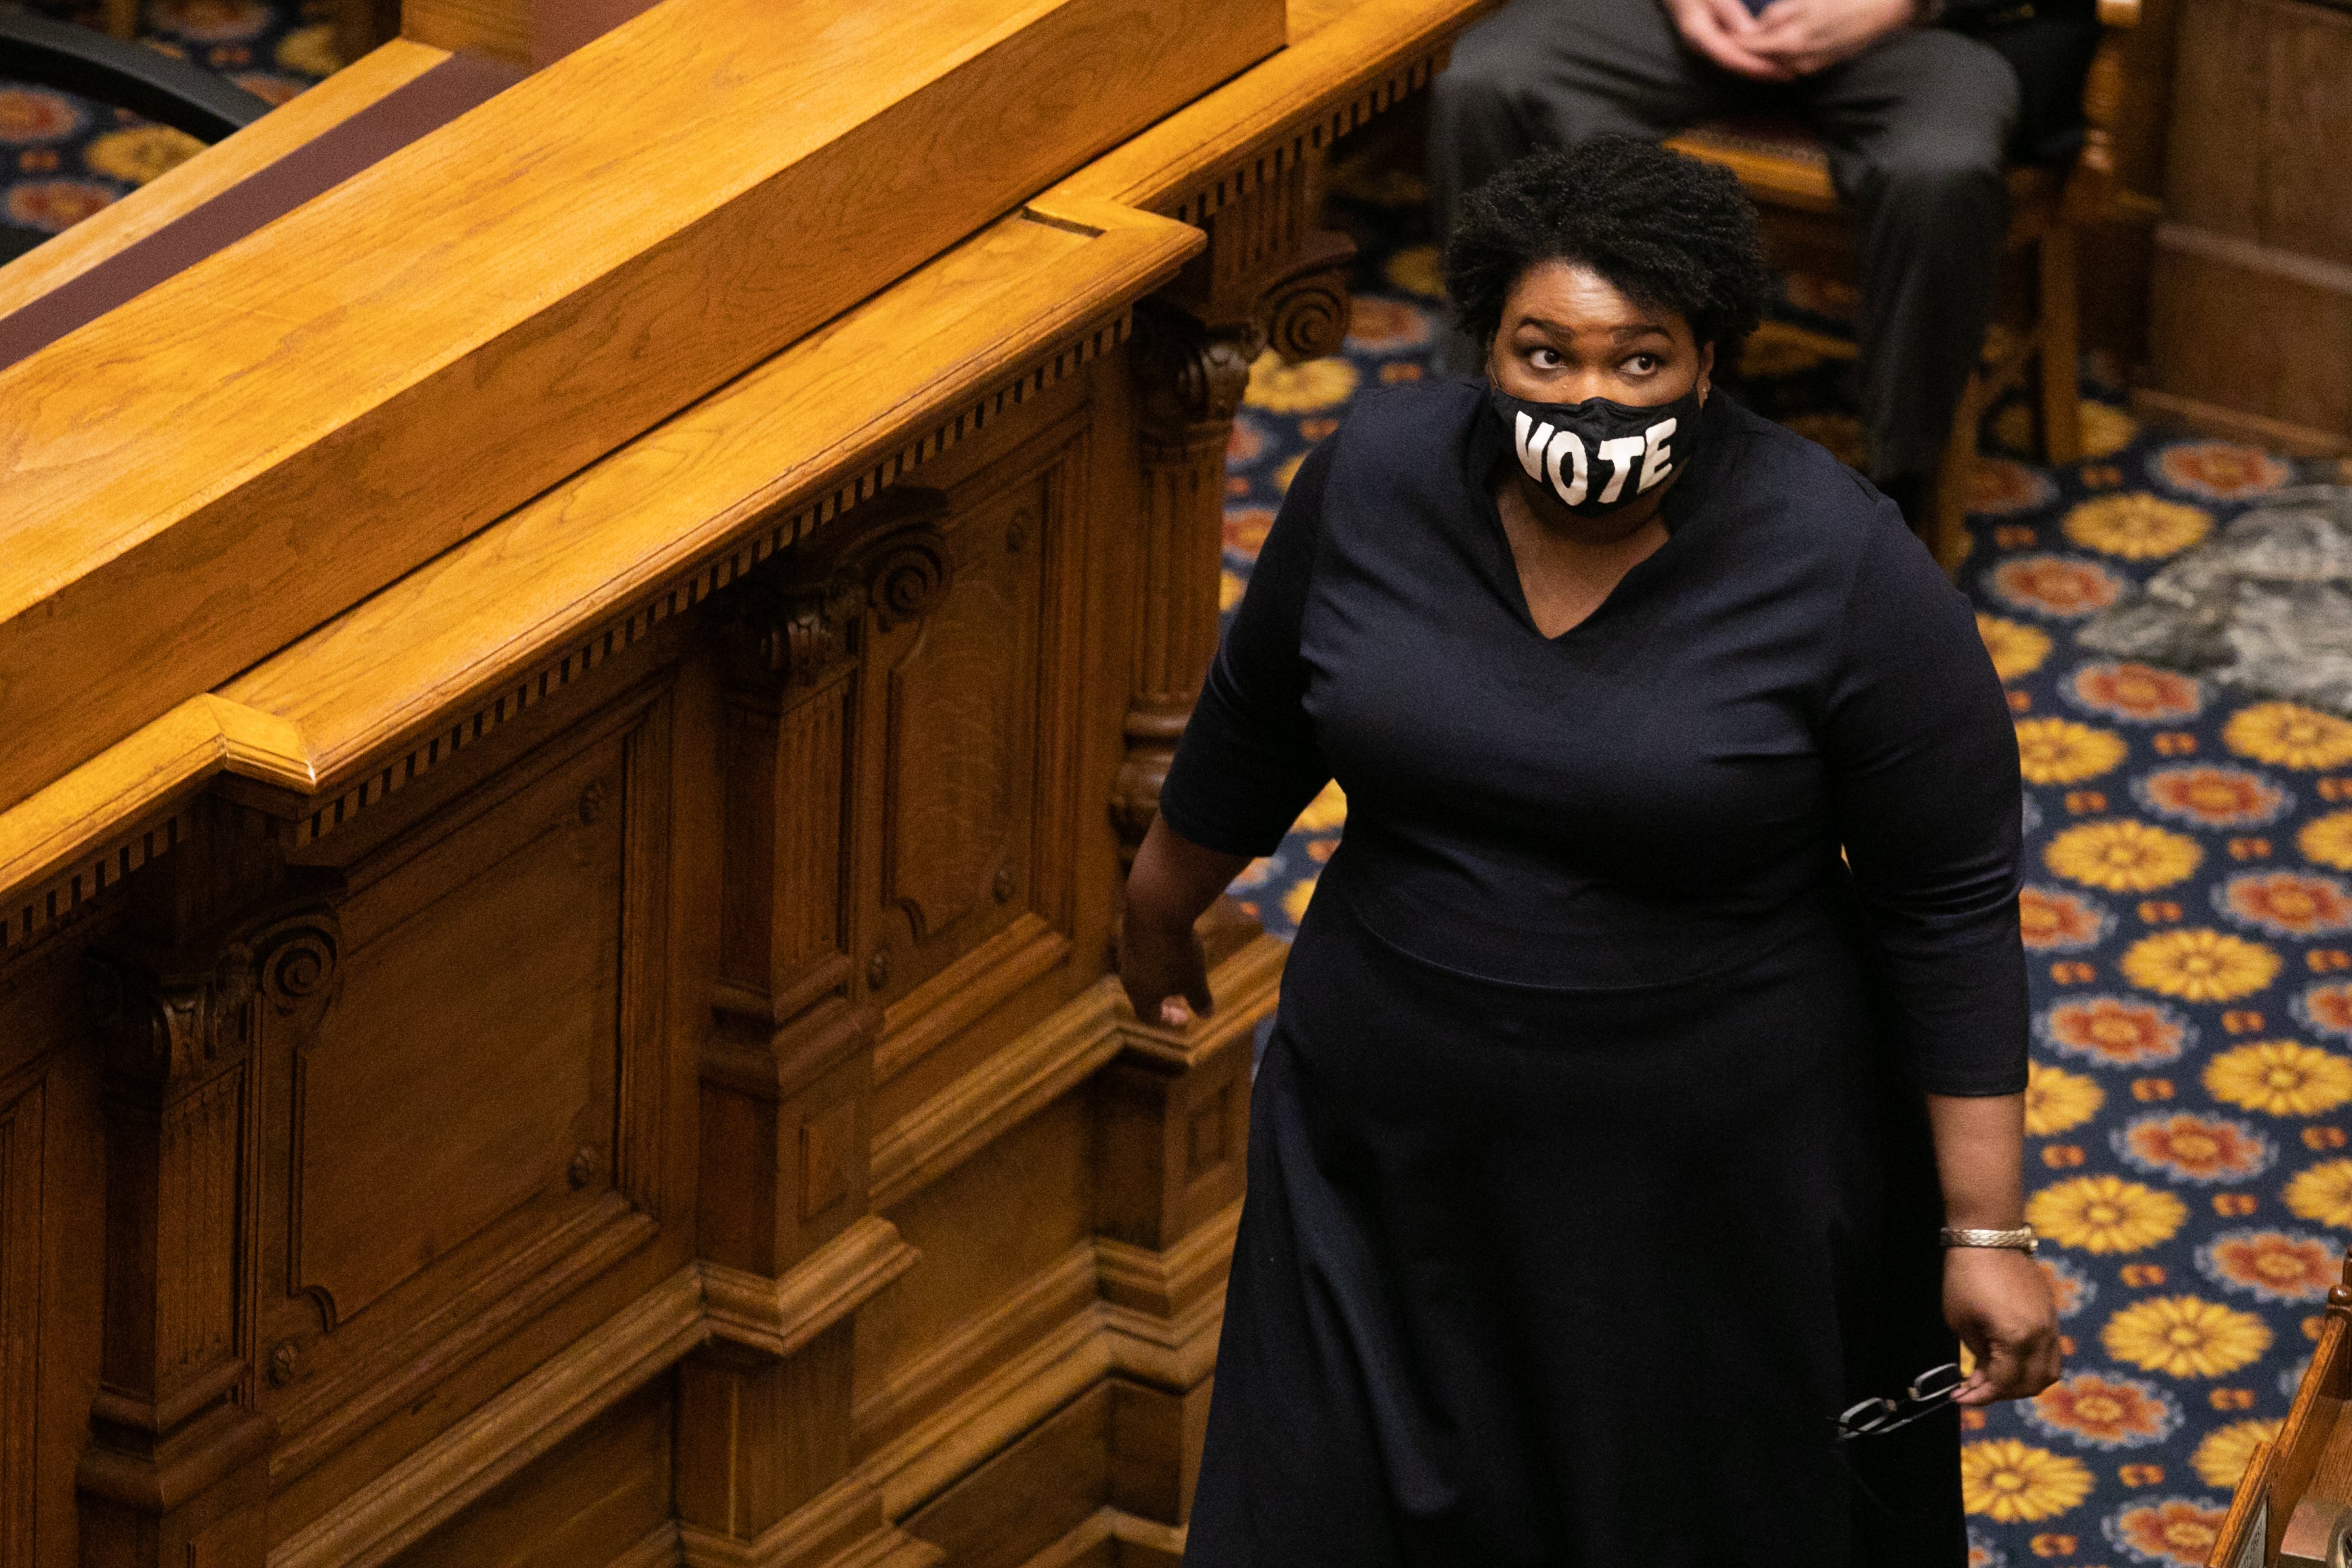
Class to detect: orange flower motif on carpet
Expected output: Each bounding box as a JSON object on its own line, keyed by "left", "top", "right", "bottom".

{"left": 2101, "top": 1295, "right": 2272, "bottom": 1377}
{"left": 2214, "top": 870, "right": 2352, "bottom": 938}
{"left": 2114, "top": 1113, "right": 2275, "bottom": 1184}
{"left": 1960, "top": 1439, "right": 2095, "bottom": 1522}
{"left": 2061, "top": 494, "right": 2214, "bottom": 560}
{"left": 6, "top": 179, "right": 115, "bottom": 233}
{"left": 2196, "top": 1230, "right": 2338, "bottom": 1303}
{"left": 2102, "top": 1497, "right": 2230, "bottom": 1565}
{"left": 2017, "top": 719, "right": 2129, "bottom": 785}
{"left": 2206, "top": 1040, "right": 2352, "bottom": 1117}
{"left": 1343, "top": 297, "right": 1434, "bottom": 353}
{"left": 2029, "top": 1174, "right": 2188, "bottom": 1253}
{"left": 2039, "top": 994, "right": 2193, "bottom": 1068}
{"left": 1222, "top": 506, "right": 1274, "bottom": 561}
{"left": 2019, "top": 886, "right": 2114, "bottom": 950}
{"left": 2040, "top": 1254, "right": 2095, "bottom": 1318}
{"left": 2295, "top": 981, "right": 2352, "bottom": 1041}
{"left": 2119, "top": 929, "right": 2280, "bottom": 1003}
{"left": 2066, "top": 662, "right": 2204, "bottom": 724}
{"left": 1988, "top": 556, "right": 2127, "bottom": 619}
{"left": 2134, "top": 766, "right": 2289, "bottom": 829}
{"left": 2024, "top": 1371, "right": 2180, "bottom": 1448}
{"left": 1970, "top": 457, "right": 2060, "bottom": 517}
{"left": 2224, "top": 703, "right": 2352, "bottom": 772}
{"left": 2153, "top": 440, "right": 2293, "bottom": 502}
{"left": 0, "top": 88, "right": 83, "bottom": 144}
{"left": 152, "top": 0, "right": 273, "bottom": 42}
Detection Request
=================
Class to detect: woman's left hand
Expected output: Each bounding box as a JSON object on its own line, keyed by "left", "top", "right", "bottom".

{"left": 1944, "top": 1247, "right": 2062, "bottom": 1404}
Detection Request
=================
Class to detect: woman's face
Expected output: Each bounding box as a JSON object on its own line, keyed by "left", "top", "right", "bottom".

{"left": 1485, "top": 260, "right": 1713, "bottom": 409}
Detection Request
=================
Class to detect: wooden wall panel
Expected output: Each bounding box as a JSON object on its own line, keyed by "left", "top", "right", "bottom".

{"left": 378, "top": 1377, "right": 675, "bottom": 1568}
{"left": 903, "top": 1384, "right": 1111, "bottom": 1568}
{"left": 258, "top": 685, "right": 677, "bottom": 1505}
{"left": 855, "top": 1094, "right": 1095, "bottom": 1452}
{"left": 0, "top": 1077, "right": 42, "bottom": 1566}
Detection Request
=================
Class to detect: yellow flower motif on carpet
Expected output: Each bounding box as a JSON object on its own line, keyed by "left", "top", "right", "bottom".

{"left": 2192, "top": 1418, "right": 2285, "bottom": 1489}
{"left": 2061, "top": 493, "right": 2213, "bottom": 560}
{"left": 2023, "top": 1061, "right": 2103, "bottom": 1136}
{"left": 2301, "top": 810, "right": 2352, "bottom": 872}
{"left": 2206, "top": 1040, "right": 2352, "bottom": 1117}
{"left": 274, "top": 22, "right": 342, "bottom": 75}
{"left": 1976, "top": 614, "right": 2051, "bottom": 681}
{"left": 1293, "top": 779, "right": 1347, "bottom": 834}
{"left": 1281, "top": 874, "right": 1317, "bottom": 925}
{"left": 2016, "top": 718, "right": 2128, "bottom": 785}
{"left": 2285, "top": 1158, "right": 2352, "bottom": 1228}
{"left": 1244, "top": 352, "right": 1358, "bottom": 414}
{"left": 1959, "top": 1439, "right": 2094, "bottom": 1522}
{"left": 2100, "top": 1294, "right": 2272, "bottom": 1377}
{"left": 2045, "top": 819, "right": 2201, "bottom": 892}
{"left": 2119, "top": 928, "right": 2281, "bottom": 1002}
{"left": 2225, "top": 702, "right": 2352, "bottom": 771}
{"left": 2027, "top": 1173, "right": 2186, "bottom": 1253}
{"left": 82, "top": 124, "right": 202, "bottom": 186}
{"left": 2082, "top": 400, "right": 2139, "bottom": 459}
{"left": 1219, "top": 569, "right": 1243, "bottom": 613}
{"left": 1382, "top": 245, "right": 1446, "bottom": 301}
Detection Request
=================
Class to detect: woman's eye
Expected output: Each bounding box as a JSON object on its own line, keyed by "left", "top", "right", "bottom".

{"left": 1625, "top": 353, "right": 1659, "bottom": 374}
{"left": 1529, "top": 347, "right": 1561, "bottom": 369}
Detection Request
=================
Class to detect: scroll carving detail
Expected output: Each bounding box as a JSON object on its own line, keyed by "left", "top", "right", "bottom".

{"left": 727, "top": 489, "right": 954, "bottom": 687}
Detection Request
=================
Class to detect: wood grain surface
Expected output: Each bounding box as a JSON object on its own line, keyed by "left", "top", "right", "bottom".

{"left": 0, "top": 0, "right": 1281, "bottom": 819}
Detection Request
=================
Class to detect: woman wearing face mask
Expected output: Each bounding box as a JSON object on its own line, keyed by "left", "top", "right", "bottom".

{"left": 1120, "top": 136, "right": 2058, "bottom": 1567}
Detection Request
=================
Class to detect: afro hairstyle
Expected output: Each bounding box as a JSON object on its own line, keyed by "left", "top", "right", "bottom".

{"left": 1443, "top": 135, "right": 1774, "bottom": 356}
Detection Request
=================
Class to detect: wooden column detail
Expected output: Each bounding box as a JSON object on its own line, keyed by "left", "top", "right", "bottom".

{"left": 688, "top": 493, "right": 950, "bottom": 1568}
{"left": 78, "top": 881, "right": 340, "bottom": 1568}
{"left": 1113, "top": 158, "right": 1354, "bottom": 861}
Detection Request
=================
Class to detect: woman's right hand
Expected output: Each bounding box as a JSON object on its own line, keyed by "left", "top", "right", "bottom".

{"left": 1119, "top": 815, "right": 1250, "bottom": 1028}
{"left": 1119, "top": 907, "right": 1215, "bottom": 1028}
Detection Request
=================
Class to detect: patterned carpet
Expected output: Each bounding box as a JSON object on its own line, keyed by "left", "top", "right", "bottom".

{"left": 11, "top": 18, "right": 2352, "bottom": 1560}
{"left": 1228, "top": 174, "right": 2352, "bottom": 1566}
{"left": 1, "top": 0, "right": 335, "bottom": 244}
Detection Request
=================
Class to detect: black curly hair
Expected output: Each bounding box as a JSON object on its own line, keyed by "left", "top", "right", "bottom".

{"left": 1444, "top": 136, "right": 1773, "bottom": 355}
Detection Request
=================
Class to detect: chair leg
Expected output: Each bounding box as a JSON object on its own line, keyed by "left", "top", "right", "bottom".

{"left": 1933, "top": 374, "right": 1983, "bottom": 576}
{"left": 2038, "top": 225, "right": 2083, "bottom": 466}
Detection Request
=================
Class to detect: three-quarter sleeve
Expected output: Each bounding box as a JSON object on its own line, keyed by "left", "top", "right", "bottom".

{"left": 1156, "top": 440, "right": 1337, "bottom": 857}
{"left": 1823, "top": 513, "right": 2030, "bottom": 1096}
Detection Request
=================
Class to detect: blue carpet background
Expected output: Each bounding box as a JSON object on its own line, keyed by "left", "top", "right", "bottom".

{"left": 1225, "top": 175, "right": 2352, "bottom": 1567}
{"left": 12, "top": 22, "right": 2352, "bottom": 1560}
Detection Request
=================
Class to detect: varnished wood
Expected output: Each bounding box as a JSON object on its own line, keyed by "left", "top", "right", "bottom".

{"left": 0, "top": 2, "right": 1500, "bottom": 1563}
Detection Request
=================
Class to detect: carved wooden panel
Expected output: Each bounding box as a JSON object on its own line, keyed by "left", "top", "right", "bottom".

{"left": 860, "top": 425, "right": 1086, "bottom": 1020}
{"left": 259, "top": 687, "right": 672, "bottom": 1486}
{"left": 0, "top": 1079, "right": 41, "bottom": 1565}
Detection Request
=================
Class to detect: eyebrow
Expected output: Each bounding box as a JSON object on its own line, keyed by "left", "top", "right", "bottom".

{"left": 1514, "top": 317, "right": 1673, "bottom": 340}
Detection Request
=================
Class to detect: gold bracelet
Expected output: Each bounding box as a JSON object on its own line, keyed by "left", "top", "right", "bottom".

{"left": 1940, "top": 1224, "right": 2038, "bottom": 1255}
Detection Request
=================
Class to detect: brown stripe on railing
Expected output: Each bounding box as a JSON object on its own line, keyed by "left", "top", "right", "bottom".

{"left": 0, "top": 51, "right": 522, "bottom": 373}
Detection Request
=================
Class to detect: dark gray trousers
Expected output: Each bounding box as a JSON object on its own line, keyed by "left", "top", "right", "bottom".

{"left": 1428, "top": 0, "right": 2019, "bottom": 482}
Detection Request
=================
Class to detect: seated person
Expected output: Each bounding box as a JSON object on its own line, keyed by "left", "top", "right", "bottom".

{"left": 1428, "top": 0, "right": 2100, "bottom": 526}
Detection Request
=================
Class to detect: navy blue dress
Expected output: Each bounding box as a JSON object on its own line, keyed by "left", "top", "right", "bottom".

{"left": 1157, "top": 382, "right": 2028, "bottom": 1567}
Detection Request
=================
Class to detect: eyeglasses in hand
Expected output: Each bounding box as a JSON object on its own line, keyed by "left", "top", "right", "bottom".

{"left": 1833, "top": 1363, "right": 1965, "bottom": 1443}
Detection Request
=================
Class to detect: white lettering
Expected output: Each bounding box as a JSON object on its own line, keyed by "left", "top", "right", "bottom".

{"left": 1595, "top": 434, "right": 1646, "bottom": 504}
{"left": 1635, "top": 417, "right": 1678, "bottom": 493}
{"left": 1546, "top": 429, "right": 1588, "bottom": 506}
{"left": 1511, "top": 411, "right": 1556, "bottom": 484}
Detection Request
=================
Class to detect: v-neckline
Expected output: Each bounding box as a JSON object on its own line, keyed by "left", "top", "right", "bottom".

{"left": 1462, "top": 384, "right": 1716, "bottom": 646}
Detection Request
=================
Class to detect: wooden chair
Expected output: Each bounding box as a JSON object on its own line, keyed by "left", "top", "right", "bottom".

{"left": 1665, "top": 0, "right": 2150, "bottom": 574}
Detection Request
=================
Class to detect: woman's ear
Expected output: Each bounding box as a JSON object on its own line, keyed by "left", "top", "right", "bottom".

{"left": 1697, "top": 340, "right": 1716, "bottom": 404}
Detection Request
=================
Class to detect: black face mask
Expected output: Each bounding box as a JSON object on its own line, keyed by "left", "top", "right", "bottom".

{"left": 1487, "top": 382, "right": 1705, "bottom": 517}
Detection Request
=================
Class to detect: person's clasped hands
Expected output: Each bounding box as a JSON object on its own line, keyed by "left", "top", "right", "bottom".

{"left": 1662, "top": 0, "right": 1924, "bottom": 80}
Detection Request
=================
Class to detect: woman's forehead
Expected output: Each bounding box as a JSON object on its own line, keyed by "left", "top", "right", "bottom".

{"left": 1504, "top": 260, "right": 1683, "bottom": 337}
